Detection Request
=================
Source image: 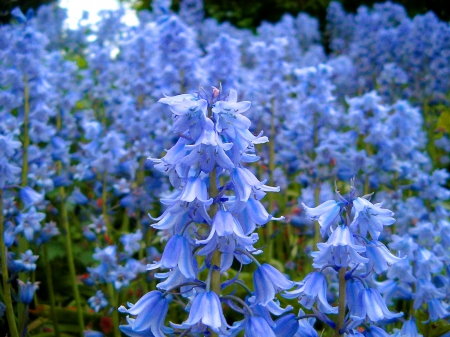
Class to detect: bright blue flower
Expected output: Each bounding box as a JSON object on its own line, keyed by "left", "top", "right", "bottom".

{"left": 19, "top": 187, "right": 44, "bottom": 209}
{"left": 273, "top": 313, "right": 299, "bottom": 337}
{"left": 82, "top": 226, "right": 97, "bottom": 242}
{"left": 362, "top": 326, "right": 391, "bottom": 337}
{"left": 196, "top": 209, "right": 257, "bottom": 247}
{"left": 147, "top": 234, "right": 196, "bottom": 279}
{"left": 365, "top": 240, "right": 404, "bottom": 274}
{"left": 109, "top": 265, "right": 137, "bottom": 290}
{"left": 15, "top": 249, "right": 39, "bottom": 272}
{"left": 400, "top": 318, "right": 422, "bottom": 337}
{"left": 184, "top": 291, "right": 230, "bottom": 335}
{"left": 246, "top": 315, "right": 276, "bottom": 337}
{"left": 15, "top": 207, "right": 45, "bottom": 241}
{"left": 18, "top": 280, "right": 39, "bottom": 304}
{"left": 4, "top": 221, "right": 16, "bottom": 247}
{"left": 427, "top": 298, "right": 449, "bottom": 321}
{"left": 120, "top": 230, "right": 143, "bottom": 255}
{"left": 353, "top": 288, "right": 403, "bottom": 322}
{"left": 302, "top": 200, "right": 342, "bottom": 237}
{"left": 253, "top": 263, "right": 294, "bottom": 305}
{"left": 0, "top": 157, "right": 21, "bottom": 189}
{"left": 312, "top": 225, "right": 368, "bottom": 269}
{"left": 283, "top": 271, "right": 337, "bottom": 314}
{"left": 37, "top": 221, "right": 60, "bottom": 244}
{"left": 88, "top": 290, "right": 109, "bottom": 313}
{"left": 119, "top": 290, "right": 171, "bottom": 336}
{"left": 350, "top": 197, "right": 395, "bottom": 240}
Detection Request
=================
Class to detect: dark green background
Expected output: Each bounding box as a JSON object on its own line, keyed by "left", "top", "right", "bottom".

{"left": 1, "top": 0, "right": 449, "bottom": 28}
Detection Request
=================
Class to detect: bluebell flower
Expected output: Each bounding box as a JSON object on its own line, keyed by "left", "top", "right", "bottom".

{"left": 109, "top": 265, "right": 137, "bottom": 290}
{"left": 15, "top": 249, "right": 39, "bottom": 272}
{"left": 295, "top": 309, "right": 318, "bottom": 337}
{"left": 88, "top": 290, "right": 109, "bottom": 313}
{"left": 346, "top": 277, "right": 366, "bottom": 316}
{"left": 4, "top": 221, "right": 16, "bottom": 247}
{"left": 246, "top": 315, "right": 276, "bottom": 337}
{"left": 253, "top": 263, "right": 294, "bottom": 305}
{"left": 82, "top": 226, "right": 97, "bottom": 242}
{"left": 302, "top": 200, "right": 342, "bottom": 237}
{"left": 119, "top": 290, "right": 171, "bottom": 336}
{"left": 88, "top": 216, "right": 107, "bottom": 234}
{"left": 400, "top": 318, "right": 422, "bottom": 337}
{"left": 196, "top": 209, "right": 257, "bottom": 246}
{"left": 365, "top": 240, "right": 404, "bottom": 274}
{"left": 184, "top": 291, "right": 230, "bottom": 335}
{"left": 0, "top": 157, "right": 22, "bottom": 188}
{"left": 312, "top": 225, "right": 368, "bottom": 269}
{"left": 350, "top": 197, "right": 395, "bottom": 240}
{"left": 16, "top": 207, "right": 46, "bottom": 241}
{"left": 273, "top": 313, "right": 299, "bottom": 337}
{"left": 19, "top": 187, "right": 44, "bottom": 209}
{"left": 362, "top": 326, "right": 391, "bottom": 337}
{"left": 37, "top": 221, "right": 60, "bottom": 244}
{"left": 18, "top": 280, "right": 39, "bottom": 304}
{"left": 427, "top": 298, "right": 449, "bottom": 321}
{"left": 231, "top": 167, "right": 280, "bottom": 202}
{"left": 147, "top": 234, "right": 196, "bottom": 279}
{"left": 352, "top": 288, "right": 403, "bottom": 322}
{"left": 69, "top": 187, "right": 89, "bottom": 205}
{"left": 120, "top": 230, "right": 143, "bottom": 255}
{"left": 283, "top": 271, "right": 337, "bottom": 313}
{"left": 0, "top": 134, "right": 21, "bottom": 158}
{"left": 388, "top": 234, "right": 418, "bottom": 260}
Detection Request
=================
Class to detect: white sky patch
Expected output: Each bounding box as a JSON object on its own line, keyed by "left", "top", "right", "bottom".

{"left": 59, "top": 0, "right": 139, "bottom": 29}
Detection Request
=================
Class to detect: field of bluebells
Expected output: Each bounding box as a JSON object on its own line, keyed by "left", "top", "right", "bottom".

{"left": 1, "top": 0, "right": 450, "bottom": 336}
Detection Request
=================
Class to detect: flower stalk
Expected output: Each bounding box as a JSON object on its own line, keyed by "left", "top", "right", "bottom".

{"left": 0, "top": 189, "right": 20, "bottom": 337}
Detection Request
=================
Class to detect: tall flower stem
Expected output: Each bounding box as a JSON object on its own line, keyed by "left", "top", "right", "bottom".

{"left": 107, "top": 283, "right": 121, "bottom": 337}
{"left": 21, "top": 79, "right": 30, "bottom": 188}
{"left": 0, "top": 189, "right": 20, "bottom": 337}
{"left": 102, "top": 172, "right": 112, "bottom": 236}
{"left": 57, "top": 161, "right": 85, "bottom": 336}
{"left": 55, "top": 104, "right": 85, "bottom": 335}
{"left": 209, "top": 168, "right": 221, "bottom": 296}
{"left": 17, "top": 77, "right": 31, "bottom": 324}
{"left": 18, "top": 78, "right": 30, "bottom": 263}
{"left": 43, "top": 245, "right": 61, "bottom": 337}
{"left": 18, "top": 304, "right": 29, "bottom": 337}
{"left": 335, "top": 267, "right": 347, "bottom": 337}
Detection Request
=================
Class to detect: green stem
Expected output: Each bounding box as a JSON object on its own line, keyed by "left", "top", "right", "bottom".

{"left": 102, "top": 173, "right": 112, "bottom": 236}
{"left": 43, "top": 245, "right": 61, "bottom": 337}
{"left": 18, "top": 78, "right": 30, "bottom": 285}
{"left": 59, "top": 175, "right": 85, "bottom": 336}
{"left": 55, "top": 106, "right": 84, "bottom": 335}
{"left": 0, "top": 189, "right": 20, "bottom": 337}
{"left": 209, "top": 168, "right": 221, "bottom": 297}
{"left": 21, "top": 78, "right": 30, "bottom": 188}
{"left": 335, "top": 267, "right": 347, "bottom": 337}
{"left": 18, "top": 304, "right": 29, "bottom": 337}
{"left": 107, "top": 283, "right": 121, "bottom": 337}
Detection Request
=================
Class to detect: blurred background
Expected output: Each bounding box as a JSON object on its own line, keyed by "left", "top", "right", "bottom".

{"left": 1, "top": 0, "right": 449, "bottom": 30}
